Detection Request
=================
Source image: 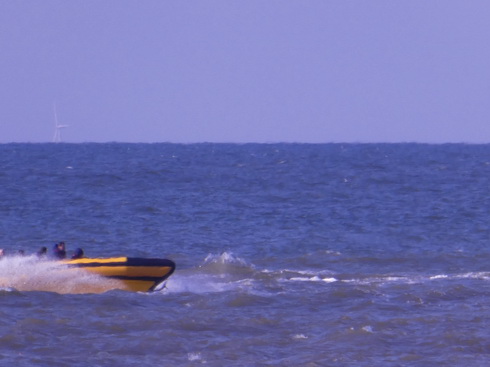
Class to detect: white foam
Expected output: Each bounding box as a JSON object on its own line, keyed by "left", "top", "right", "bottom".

{"left": 430, "top": 274, "right": 449, "bottom": 280}
{"left": 187, "top": 352, "right": 203, "bottom": 362}
{"left": 0, "top": 256, "right": 122, "bottom": 294}
{"left": 457, "top": 272, "right": 490, "bottom": 280}
{"left": 289, "top": 276, "right": 320, "bottom": 282}
{"left": 156, "top": 252, "right": 261, "bottom": 295}
{"left": 361, "top": 325, "right": 374, "bottom": 333}
{"left": 288, "top": 276, "right": 338, "bottom": 283}
{"left": 163, "top": 272, "right": 255, "bottom": 294}
{"left": 292, "top": 334, "right": 308, "bottom": 340}
{"left": 203, "top": 251, "right": 249, "bottom": 266}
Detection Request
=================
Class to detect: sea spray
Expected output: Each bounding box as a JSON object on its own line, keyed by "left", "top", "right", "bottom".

{"left": 164, "top": 252, "right": 257, "bottom": 294}
{"left": 0, "top": 256, "right": 122, "bottom": 294}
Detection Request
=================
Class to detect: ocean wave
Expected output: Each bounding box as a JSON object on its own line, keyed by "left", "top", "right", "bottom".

{"left": 280, "top": 271, "right": 490, "bottom": 287}
{"left": 198, "top": 252, "right": 256, "bottom": 279}
{"left": 202, "top": 251, "right": 252, "bottom": 268}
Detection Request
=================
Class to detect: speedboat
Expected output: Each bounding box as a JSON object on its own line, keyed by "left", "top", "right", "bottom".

{"left": 63, "top": 257, "right": 176, "bottom": 292}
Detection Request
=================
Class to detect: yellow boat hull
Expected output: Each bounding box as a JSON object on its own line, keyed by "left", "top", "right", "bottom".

{"left": 64, "top": 257, "right": 176, "bottom": 292}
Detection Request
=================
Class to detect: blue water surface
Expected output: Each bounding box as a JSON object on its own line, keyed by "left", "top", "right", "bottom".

{"left": 0, "top": 143, "right": 489, "bottom": 366}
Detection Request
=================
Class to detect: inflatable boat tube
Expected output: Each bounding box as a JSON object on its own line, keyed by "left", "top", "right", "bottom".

{"left": 64, "top": 257, "right": 176, "bottom": 292}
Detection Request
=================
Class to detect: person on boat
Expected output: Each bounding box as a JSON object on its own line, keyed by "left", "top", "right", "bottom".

{"left": 52, "top": 242, "right": 66, "bottom": 259}
{"left": 71, "top": 248, "right": 84, "bottom": 259}
{"left": 37, "top": 246, "right": 47, "bottom": 258}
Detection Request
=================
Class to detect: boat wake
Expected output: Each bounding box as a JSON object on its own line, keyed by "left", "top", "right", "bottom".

{"left": 164, "top": 252, "right": 257, "bottom": 294}
{"left": 162, "top": 252, "right": 490, "bottom": 297}
{"left": 4, "top": 252, "right": 489, "bottom": 296}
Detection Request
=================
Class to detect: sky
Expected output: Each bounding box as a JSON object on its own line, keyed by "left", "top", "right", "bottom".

{"left": 1, "top": 1, "right": 490, "bottom": 144}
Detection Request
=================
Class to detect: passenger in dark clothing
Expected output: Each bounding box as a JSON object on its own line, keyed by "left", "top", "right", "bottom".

{"left": 37, "top": 246, "right": 47, "bottom": 258}
{"left": 71, "top": 248, "right": 84, "bottom": 259}
{"left": 53, "top": 242, "right": 66, "bottom": 259}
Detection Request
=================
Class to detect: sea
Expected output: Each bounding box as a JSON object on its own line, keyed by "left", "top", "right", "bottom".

{"left": 0, "top": 143, "right": 489, "bottom": 366}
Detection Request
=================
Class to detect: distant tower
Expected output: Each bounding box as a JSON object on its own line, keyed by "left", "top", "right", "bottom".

{"left": 52, "top": 103, "right": 68, "bottom": 143}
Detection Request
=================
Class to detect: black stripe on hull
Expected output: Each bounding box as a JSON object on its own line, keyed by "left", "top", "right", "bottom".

{"left": 108, "top": 275, "right": 168, "bottom": 282}
{"left": 108, "top": 273, "right": 174, "bottom": 292}
{"left": 107, "top": 263, "right": 176, "bottom": 291}
{"left": 66, "top": 257, "right": 176, "bottom": 292}
{"left": 72, "top": 258, "right": 176, "bottom": 269}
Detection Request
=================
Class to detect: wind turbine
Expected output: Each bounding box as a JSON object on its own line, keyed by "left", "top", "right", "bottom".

{"left": 52, "top": 103, "right": 68, "bottom": 143}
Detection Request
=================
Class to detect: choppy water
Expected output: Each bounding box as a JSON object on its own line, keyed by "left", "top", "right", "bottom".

{"left": 0, "top": 143, "right": 489, "bottom": 366}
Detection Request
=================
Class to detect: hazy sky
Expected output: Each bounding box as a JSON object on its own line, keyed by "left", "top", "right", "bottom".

{"left": 1, "top": 1, "right": 490, "bottom": 143}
